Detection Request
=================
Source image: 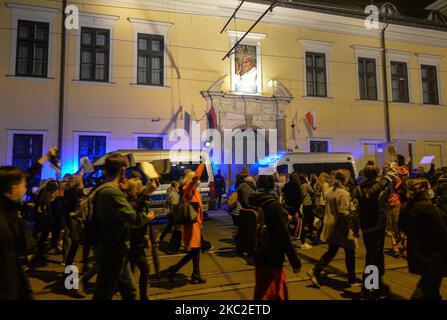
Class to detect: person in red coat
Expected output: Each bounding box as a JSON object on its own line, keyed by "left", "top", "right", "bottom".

{"left": 164, "top": 163, "right": 207, "bottom": 284}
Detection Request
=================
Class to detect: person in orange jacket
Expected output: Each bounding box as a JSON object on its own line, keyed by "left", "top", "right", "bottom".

{"left": 163, "top": 163, "right": 207, "bottom": 284}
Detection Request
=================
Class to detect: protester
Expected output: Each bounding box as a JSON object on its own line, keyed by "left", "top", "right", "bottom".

{"left": 63, "top": 174, "right": 89, "bottom": 272}
{"left": 214, "top": 169, "right": 226, "bottom": 209}
{"left": 399, "top": 178, "right": 447, "bottom": 300}
{"left": 248, "top": 171, "right": 301, "bottom": 300}
{"left": 92, "top": 154, "right": 155, "bottom": 300}
{"left": 31, "top": 179, "right": 59, "bottom": 266}
{"left": 126, "top": 177, "right": 156, "bottom": 300}
{"left": 163, "top": 163, "right": 207, "bottom": 284}
{"left": 386, "top": 163, "right": 410, "bottom": 257}
{"left": 159, "top": 181, "right": 180, "bottom": 243}
{"left": 236, "top": 173, "right": 257, "bottom": 209}
{"left": 282, "top": 172, "right": 302, "bottom": 241}
{"left": 353, "top": 164, "right": 396, "bottom": 299}
{"left": 313, "top": 172, "right": 330, "bottom": 244}
{"left": 308, "top": 170, "right": 360, "bottom": 288}
{"left": 300, "top": 176, "right": 314, "bottom": 249}
{"left": 0, "top": 148, "right": 56, "bottom": 299}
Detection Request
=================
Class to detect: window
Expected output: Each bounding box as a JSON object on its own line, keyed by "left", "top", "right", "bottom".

{"left": 137, "top": 34, "right": 164, "bottom": 86}
{"left": 80, "top": 27, "right": 110, "bottom": 81}
{"left": 137, "top": 136, "right": 164, "bottom": 150}
{"left": 12, "top": 134, "right": 43, "bottom": 185}
{"left": 16, "top": 20, "right": 49, "bottom": 77}
{"left": 159, "top": 162, "right": 209, "bottom": 185}
{"left": 306, "top": 52, "right": 327, "bottom": 97}
{"left": 293, "top": 163, "right": 355, "bottom": 180}
{"left": 391, "top": 61, "right": 409, "bottom": 103}
{"left": 358, "top": 58, "right": 378, "bottom": 100}
{"left": 78, "top": 135, "right": 107, "bottom": 163}
{"left": 310, "top": 140, "right": 329, "bottom": 153}
{"left": 421, "top": 65, "right": 439, "bottom": 105}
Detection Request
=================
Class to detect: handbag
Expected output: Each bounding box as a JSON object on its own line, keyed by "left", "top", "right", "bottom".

{"left": 173, "top": 202, "right": 199, "bottom": 225}
{"left": 228, "top": 192, "right": 238, "bottom": 211}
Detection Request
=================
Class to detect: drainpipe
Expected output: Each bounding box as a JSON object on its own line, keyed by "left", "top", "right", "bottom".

{"left": 58, "top": 0, "right": 67, "bottom": 168}
{"left": 381, "top": 24, "right": 391, "bottom": 143}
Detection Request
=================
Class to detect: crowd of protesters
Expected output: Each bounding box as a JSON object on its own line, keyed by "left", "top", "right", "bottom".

{"left": 0, "top": 150, "right": 212, "bottom": 300}
{"left": 1, "top": 147, "right": 447, "bottom": 301}
{"left": 228, "top": 152, "right": 447, "bottom": 300}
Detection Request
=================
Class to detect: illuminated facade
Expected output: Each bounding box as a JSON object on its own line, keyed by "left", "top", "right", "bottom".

{"left": 1, "top": 0, "right": 447, "bottom": 182}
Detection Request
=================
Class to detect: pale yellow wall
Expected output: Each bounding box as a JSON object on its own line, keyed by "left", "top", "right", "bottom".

{"left": 1, "top": 0, "right": 446, "bottom": 175}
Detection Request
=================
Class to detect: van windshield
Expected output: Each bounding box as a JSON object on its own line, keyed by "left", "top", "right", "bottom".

{"left": 159, "top": 162, "right": 209, "bottom": 185}
{"left": 292, "top": 163, "right": 355, "bottom": 178}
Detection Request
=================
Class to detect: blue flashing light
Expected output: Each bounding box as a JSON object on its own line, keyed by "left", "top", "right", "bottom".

{"left": 257, "top": 151, "right": 286, "bottom": 166}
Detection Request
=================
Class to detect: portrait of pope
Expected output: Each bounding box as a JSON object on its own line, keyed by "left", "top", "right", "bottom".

{"left": 234, "top": 45, "right": 258, "bottom": 93}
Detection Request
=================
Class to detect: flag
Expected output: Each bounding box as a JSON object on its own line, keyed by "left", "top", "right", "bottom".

{"left": 184, "top": 111, "right": 191, "bottom": 135}
{"left": 305, "top": 111, "right": 317, "bottom": 130}
{"left": 207, "top": 106, "right": 218, "bottom": 129}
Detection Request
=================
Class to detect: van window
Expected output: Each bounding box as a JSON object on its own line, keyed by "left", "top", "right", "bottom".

{"left": 276, "top": 164, "right": 288, "bottom": 175}
{"left": 160, "top": 162, "right": 209, "bottom": 185}
{"left": 292, "top": 163, "right": 355, "bottom": 178}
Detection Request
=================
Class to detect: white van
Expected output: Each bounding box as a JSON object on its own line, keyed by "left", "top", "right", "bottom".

{"left": 254, "top": 152, "right": 358, "bottom": 179}
{"left": 83, "top": 149, "right": 215, "bottom": 215}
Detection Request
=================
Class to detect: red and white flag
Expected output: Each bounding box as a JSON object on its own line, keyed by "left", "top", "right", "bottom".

{"left": 305, "top": 111, "right": 317, "bottom": 130}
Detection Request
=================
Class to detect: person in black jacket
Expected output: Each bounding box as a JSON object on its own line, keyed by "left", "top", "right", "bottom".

{"left": 399, "top": 178, "right": 447, "bottom": 300}
{"left": 248, "top": 172, "right": 301, "bottom": 300}
{"left": 352, "top": 164, "right": 396, "bottom": 299}
{"left": 214, "top": 169, "right": 226, "bottom": 209}
{"left": 0, "top": 148, "right": 56, "bottom": 300}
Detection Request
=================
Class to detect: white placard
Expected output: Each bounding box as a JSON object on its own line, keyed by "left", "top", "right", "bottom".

{"left": 420, "top": 156, "right": 435, "bottom": 165}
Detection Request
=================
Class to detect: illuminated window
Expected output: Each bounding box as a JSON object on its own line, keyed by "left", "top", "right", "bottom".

{"left": 137, "top": 136, "right": 164, "bottom": 150}
{"left": 78, "top": 135, "right": 107, "bottom": 163}
{"left": 12, "top": 134, "right": 44, "bottom": 186}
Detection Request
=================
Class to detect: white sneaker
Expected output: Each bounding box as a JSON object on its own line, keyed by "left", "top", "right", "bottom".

{"left": 301, "top": 243, "right": 313, "bottom": 250}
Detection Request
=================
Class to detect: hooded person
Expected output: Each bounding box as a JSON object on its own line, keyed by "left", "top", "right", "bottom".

{"left": 353, "top": 164, "right": 396, "bottom": 299}
{"left": 248, "top": 169, "right": 301, "bottom": 300}
{"left": 399, "top": 178, "right": 447, "bottom": 300}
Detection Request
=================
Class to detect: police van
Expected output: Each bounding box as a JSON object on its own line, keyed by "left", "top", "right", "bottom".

{"left": 83, "top": 149, "right": 216, "bottom": 215}
{"left": 253, "top": 152, "right": 358, "bottom": 178}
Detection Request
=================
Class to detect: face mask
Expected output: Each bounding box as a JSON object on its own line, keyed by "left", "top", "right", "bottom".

{"left": 427, "top": 189, "right": 435, "bottom": 200}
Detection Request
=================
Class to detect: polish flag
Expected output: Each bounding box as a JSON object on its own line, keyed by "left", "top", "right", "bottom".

{"left": 305, "top": 111, "right": 317, "bottom": 130}
{"left": 208, "top": 106, "right": 218, "bottom": 129}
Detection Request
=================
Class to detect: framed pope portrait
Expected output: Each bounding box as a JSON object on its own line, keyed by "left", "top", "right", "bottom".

{"left": 228, "top": 32, "right": 264, "bottom": 94}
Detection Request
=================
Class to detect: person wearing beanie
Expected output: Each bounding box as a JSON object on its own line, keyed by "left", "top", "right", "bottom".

{"left": 399, "top": 178, "right": 447, "bottom": 300}
{"left": 248, "top": 171, "right": 301, "bottom": 300}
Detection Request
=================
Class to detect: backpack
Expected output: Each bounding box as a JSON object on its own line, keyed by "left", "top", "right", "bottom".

{"left": 238, "top": 198, "right": 275, "bottom": 257}
{"left": 82, "top": 182, "right": 117, "bottom": 246}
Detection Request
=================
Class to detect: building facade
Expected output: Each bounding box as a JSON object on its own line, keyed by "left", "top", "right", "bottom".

{"left": 1, "top": 0, "right": 447, "bottom": 184}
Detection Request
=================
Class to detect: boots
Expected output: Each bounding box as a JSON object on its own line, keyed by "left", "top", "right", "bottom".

{"left": 191, "top": 249, "right": 206, "bottom": 284}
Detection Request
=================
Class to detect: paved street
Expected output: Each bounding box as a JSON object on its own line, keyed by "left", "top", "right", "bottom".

{"left": 28, "top": 210, "right": 447, "bottom": 300}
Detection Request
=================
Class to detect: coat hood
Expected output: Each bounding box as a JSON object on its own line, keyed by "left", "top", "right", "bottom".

{"left": 248, "top": 191, "right": 277, "bottom": 207}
